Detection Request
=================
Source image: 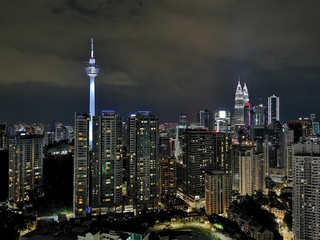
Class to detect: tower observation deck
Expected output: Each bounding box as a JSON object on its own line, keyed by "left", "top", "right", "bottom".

{"left": 85, "top": 37, "right": 100, "bottom": 149}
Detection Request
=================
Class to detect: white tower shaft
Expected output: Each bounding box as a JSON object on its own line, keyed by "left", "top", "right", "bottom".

{"left": 85, "top": 37, "right": 100, "bottom": 149}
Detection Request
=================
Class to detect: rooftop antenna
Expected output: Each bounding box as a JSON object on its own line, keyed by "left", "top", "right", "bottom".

{"left": 91, "top": 36, "right": 94, "bottom": 58}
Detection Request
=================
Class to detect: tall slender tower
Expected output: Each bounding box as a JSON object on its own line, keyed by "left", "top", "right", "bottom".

{"left": 85, "top": 37, "right": 100, "bottom": 149}
{"left": 243, "top": 83, "right": 249, "bottom": 104}
{"left": 232, "top": 81, "right": 250, "bottom": 133}
{"left": 232, "top": 81, "right": 244, "bottom": 127}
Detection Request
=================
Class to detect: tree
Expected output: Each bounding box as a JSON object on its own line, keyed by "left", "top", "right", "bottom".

{"left": 283, "top": 211, "right": 292, "bottom": 231}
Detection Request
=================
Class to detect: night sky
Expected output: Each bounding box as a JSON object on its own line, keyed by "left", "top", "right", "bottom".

{"left": 1, "top": 0, "right": 320, "bottom": 125}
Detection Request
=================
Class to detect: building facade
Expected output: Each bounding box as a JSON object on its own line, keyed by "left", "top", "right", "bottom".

{"left": 8, "top": 134, "right": 43, "bottom": 205}
{"left": 205, "top": 171, "right": 231, "bottom": 215}
{"left": 73, "top": 113, "right": 90, "bottom": 217}
{"left": 128, "top": 111, "right": 159, "bottom": 214}
{"left": 91, "top": 110, "right": 123, "bottom": 214}
{"left": 267, "top": 95, "right": 280, "bottom": 125}
{"left": 231, "top": 143, "right": 265, "bottom": 196}
{"left": 293, "top": 140, "right": 320, "bottom": 240}
{"left": 159, "top": 156, "right": 176, "bottom": 196}
{"left": 214, "top": 110, "right": 231, "bottom": 133}
{"left": 181, "top": 128, "right": 214, "bottom": 199}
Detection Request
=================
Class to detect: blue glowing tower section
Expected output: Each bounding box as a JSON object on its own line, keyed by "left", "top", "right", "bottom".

{"left": 85, "top": 37, "right": 100, "bottom": 149}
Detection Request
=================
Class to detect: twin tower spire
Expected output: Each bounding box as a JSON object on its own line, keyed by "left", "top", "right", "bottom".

{"left": 233, "top": 80, "right": 250, "bottom": 126}
{"left": 236, "top": 80, "right": 249, "bottom": 105}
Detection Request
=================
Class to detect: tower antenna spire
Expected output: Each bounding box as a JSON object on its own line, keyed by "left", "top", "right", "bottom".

{"left": 91, "top": 36, "right": 94, "bottom": 58}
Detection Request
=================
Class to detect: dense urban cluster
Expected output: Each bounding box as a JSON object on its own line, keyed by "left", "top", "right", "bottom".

{"left": 2, "top": 39, "right": 320, "bottom": 240}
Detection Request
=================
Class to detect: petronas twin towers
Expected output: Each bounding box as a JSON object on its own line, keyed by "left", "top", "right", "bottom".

{"left": 232, "top": 80, "right": 250, "bottom": 128}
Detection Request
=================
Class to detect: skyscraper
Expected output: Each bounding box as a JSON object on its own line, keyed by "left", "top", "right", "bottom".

{"left": 252, "top": 104, "right": 267, "bottom": 127}
{"left": 91, "top": 110, "right": 123, "bottom": 214}
{"left": 233, "top": 145, "right": 254, "bottom": 195}
{"left": 212, "top": 132, "right": 231, "bottom": 171}
{"left": 232, "top": 81, "right": 250, "bottom": 132}
{"left": 128, "top": 111, "right": 159, "bottom": 214}
{"left": 267, "top": 95, "right": 280, "bottom": 125}
{"left": 293, "top": 140, "right": 320, "bottom": 239}
{"left": 205, "top": 171, "right": 231, "bottom": 215}
{"left": 243, "top": 83, "right": 249, "bottom": 104}
{"left": 181, "top": 128, "right": 214, "bottom": 199}
{"left": 232, "top": 81, "right": 244, "bottom": 127}
{"left": 214, "top": 110, "right": 231, "bottom": 133}
{"left": 159, "top": 156, "right": 176, "bottom": 196}
{"left": 197, "top": 109, "right": 213, "bottom": 131}
{"left": 8, "top": 133, "right": 43, "bottom": 206}
{"left": 85, "top": 37, "right": 100, "bottom": 149}
{"left": 73, "top": 113, "right": 90, "bottom": 217}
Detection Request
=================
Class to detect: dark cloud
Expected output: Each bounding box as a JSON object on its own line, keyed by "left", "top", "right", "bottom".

{"left": 1, "top": 0, "right": 320, "bottom": 124}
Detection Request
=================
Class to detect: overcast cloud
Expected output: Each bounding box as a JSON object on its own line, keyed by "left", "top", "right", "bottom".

{"left": 1, "top": 0, "right": 320, "bottom": 124}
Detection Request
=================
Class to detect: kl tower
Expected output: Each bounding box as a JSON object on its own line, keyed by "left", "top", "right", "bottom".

{"left": 85, "top": 37, "right": 99, "bottom": 149}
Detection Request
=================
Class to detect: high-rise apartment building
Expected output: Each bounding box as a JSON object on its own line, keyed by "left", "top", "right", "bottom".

{"left": 213, "top": 132, "right": 231, "bottom": 172}
{"left": 293, "top": 140, "right": 320, "bottom": 240}
{"left": 73, "top": 113, "right": 90, "bottom": 218}
{"left": 159, "top": 156, "right": 176, "bottom": 196}
{"left": 181, "top": 128, "right": 214, "bottom": 199}
{"left": 267, "top": 95, "right": 280, "bottom": 125}
{"left": 231, "top": 143, "right": 265, "bottom": 195}
{"left": 8, "top": 134, "right": 43, "bottom": 205}
{"left": 159, "top": 135, "right": 176, "bottom": 196}
{"left": 128, "top": 111, "right": 159, "bottom": 213}
{"left": 205, "top": 171, "right": 231, "bottom": 215}
{"left": 91, "top": 110, "right": 123, "bottom": 214}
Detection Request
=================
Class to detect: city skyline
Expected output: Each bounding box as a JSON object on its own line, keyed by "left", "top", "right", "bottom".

{"left": 2, "top": 1, "right": 320, "bottom": 124}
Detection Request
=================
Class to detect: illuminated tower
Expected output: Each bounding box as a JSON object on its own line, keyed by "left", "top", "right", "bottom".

{"left": 232, "top": 81, "right": 250, "bottom": 134}
{"left": 243, "top": 82, "right": 249, "bottom": 104}
{"left": 232, "top": 81, "right": 244, "bottom": 128}
{"left": 85, "top": 37, "right": 100, "bottom": 149}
